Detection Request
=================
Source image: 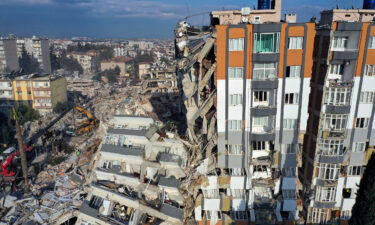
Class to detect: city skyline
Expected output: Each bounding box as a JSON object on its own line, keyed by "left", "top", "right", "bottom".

{"left": 0, "top": 0, "right": 361, "bottom": 39}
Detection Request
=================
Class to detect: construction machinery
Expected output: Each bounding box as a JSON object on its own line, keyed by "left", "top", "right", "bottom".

{"left": 0, "top": 145, "right": 33, "bottom": 181}
{"left": 73, "top": 106, "right": 99, "bottom": 135}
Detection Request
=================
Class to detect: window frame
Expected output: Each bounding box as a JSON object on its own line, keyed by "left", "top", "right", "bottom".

{"left": 284, "top": 93, "right": 299, "bottom": 104}
{"left": 288, "top": 37, "right": 303, "bottom": 49}
{"left": 229, "top": 38, "right": 244, "bottom": 51}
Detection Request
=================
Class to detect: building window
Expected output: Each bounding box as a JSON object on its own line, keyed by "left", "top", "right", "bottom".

{"left": 324, "top": 87, "right": 351, "bottom": 106}
{"left": 340, "top": 210, "right": 352, "bottom": 220}
{"left": 16, "top": 82, "right": 21, "bottom": 87}
{"left": 253, "top": 62, "right": 277, "bottom": 80}
{"left": 252, "top": 116, "right": 268, "bottom": 127}
{"left": 288, "top": 37, "right": 303, "bottom": 49}
{"left": 315, "top": 186, "right": 336, "bottom": 202}
{"left": 286, "top": 66, "right": 301, "bottom": 78}
{"left": 228, "top": 67, "right": 243, "bottom": 79}
{"left": 348, "top": 166, "right": 363, "bottom": 176}
{"left": 227, "top": 189, "right": 245, "bottom": 199}
{"left": 310, "top": 208, "right": 329, "bottom": 224}
{"left": 252, "top": 141, "right": 266, "bottom": 150}
{"left": 331, "top": 36, "right": 348, "bottom": 50}
{"left": 231, "top": 211, "right": 249, "bottom": 221}
{"left": 282, "top": 168, "right": 296, "bottom": 177}
{"left": 355, "top": 117, "right": 369, "bottom": 128}
{"left": 254, "top": 33, "right": 280, "bottom": 53}
{"left": 202, "top": 189, "right": 220, "bottom": 199}
{"left": 318, "top": 139, "right": 345, "bottom": 156}
{"left": 102, "top": 161, "right": 113, "bottom": 169}
{"left": 323, "top": 114, "right": 348, "bottom": 130}
{"left": 253, "top": 91, "right": 268, "bottom": 103}
{"left": 229, "top": 38, "right": 244, "bottom": 51}
{"left": 360, "top": 91, "right": 374, "bottom": 103}
{"left": 282, "top": 189, "right": 296, "bottom": 199}
{"left": 369, "top": 36, "right": 375, "bottom": 49}
{"left": 229, "top": 94, "right": 243, "bottom": 106}
{"left": 229, "top": 120, "right": 242, "bottom": 131}
{"left": 282, "top": 144, "right": 296, "bottom": 154}
{"left": 353, "top": 142, "right": 366, "bottom": 152}
{"left": 329, "top": 64, "right": 345, "bottom": 75}
{"left": 317, "top": 163, "right": 340, "bottom": 180}
{"left": 283, "top": 119, "right": 297, "bottom": 130}
{"left": 227, "top": 144, "right": 242, "bottom": 155}
{"left": 365, "top": 65, "right": 375, "bottom": 76}
{"left": 89, "top": 195, "right": 104, "bottom": 209}
{"left": 284, "top": 93, "right": 299, "bottom": 104}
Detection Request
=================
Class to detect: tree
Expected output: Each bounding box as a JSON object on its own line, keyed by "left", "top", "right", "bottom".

{"left": 14, "top": 104, "right": 40, "bottom": 125}
{"left": 18, "top": 47, "right": 41, "bottom": 74}
{"left": 350, "top": 153, "right": 375, "bottom": 225}
{"left": 60, "top": 51, "right": 83, "bottom": 74}
{"left": 101, "top": 66, "right": 120, "bottom": 83}
{"left": 50, "top": 45, "right": 61, "bottom": 72}
{"left": 0, "top": 112, "right": 15, "bottom": 147}
{"left": 53, "top": 101, "right": 73, "bottom": 114}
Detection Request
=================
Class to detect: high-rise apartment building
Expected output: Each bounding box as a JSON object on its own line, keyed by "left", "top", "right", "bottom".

{"left": 300, "top": 6, "right": 375, "bottom": 224}
{"left": 0, "top": 38, "right": 19, "bottom": 73}
{"left": 17, "top": 36, "right": 52, "bottom": 74}
{"left": 176, "top": 0, "right": 375, "bottom": 224}
{"left": 0, "top": 74, "right": 67, "bottom": 114}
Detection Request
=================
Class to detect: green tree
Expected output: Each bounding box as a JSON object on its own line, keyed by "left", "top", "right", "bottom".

{"left": 18, "top": 47, "right": 41, "bottom": 74}
{"left": 50, "top": 45, "right": 61, "bottom": 72}
{"left": 102, "top": 66, "right": 120, "bottom": 83}
{"left": 14, "top": 105, "right": 40, "bottom": 125}
{"left": 0, "top": 111, "right": 15, "bottom": 147}
{"left": 350, "top": 153, "right": 375, "bottom": 225}
{"left": 60, "top": 52, "right": 83, "bottom": 74}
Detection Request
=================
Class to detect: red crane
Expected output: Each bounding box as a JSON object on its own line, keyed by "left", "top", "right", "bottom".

{"left": 0, "top": 145, "right": 33, "bottom": 179}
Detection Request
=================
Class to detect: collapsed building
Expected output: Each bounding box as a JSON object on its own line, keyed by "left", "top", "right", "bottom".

{"left": 76, "top": 115, "right": 187, "bottom": 225}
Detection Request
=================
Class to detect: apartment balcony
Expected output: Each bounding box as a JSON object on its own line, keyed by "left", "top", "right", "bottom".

{"left": 33, "top": 92, "right": 51, "bottom": 98}
{"left": 0, "top": 93, "right": 13, "bottom": 99}
{"left": 251, "top": 105, "right": 277, "bottom": 117}
{"left": 33, "top": 103, "right": 52, "bottom": 108}
{"left": 101, "top": 144, "right": 145, "bottom": 161}
{"left": 321, "top": 130, "right": 346, "bottom": 139}
{"left": 251, "top": 80, "right": 278, "bottom": 90}
{"left": 316, "top": 152, "right": 345, "bottom": 164}
{"left": 312, "top": 200, "right": 336, "bottom": 209}
{"left": 326, "top": 79, "right": 353, "bottom": 88}
{"left": 251, "top": 127, "right": 275, "bottom": 141}
{"left": 323, "top": 105, "right": 351, "bottom": 114}
{"left": 331, "top": 49, "right": 358, "bottom": 61}
{"left": 315, "top": 178, "right": 338, "bottom": 187}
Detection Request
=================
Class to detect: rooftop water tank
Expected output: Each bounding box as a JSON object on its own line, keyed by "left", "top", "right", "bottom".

{"left": 258, "top": 0, "right": 275, "bottom": 10}
{"left": 363, "top": 0, "right": 375, "bottom": 9}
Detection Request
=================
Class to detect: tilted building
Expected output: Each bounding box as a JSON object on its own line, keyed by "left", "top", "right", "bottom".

{"left": 300, "top": 3, "right": 375, "bottom": 224}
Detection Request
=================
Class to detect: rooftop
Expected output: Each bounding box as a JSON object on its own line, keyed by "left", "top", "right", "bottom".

{"left": 107, "top": 126, "right": 158, "bottom": 139}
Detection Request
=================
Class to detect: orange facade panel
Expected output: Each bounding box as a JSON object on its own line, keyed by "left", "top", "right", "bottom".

{"left": 228, "top": 52, "right": 244, "bottom": 67}
{"left": 356, "top": 22, "right": 370, "bottom": 77}
{"left": 278, "top": 23, "right": 287, "bottom": 78}
{"left": 288, "top": 26, "right": 305, "bottom": 37}
{"left": 216, "top": 26, "right": 227, "bottom": 80}
{"left": 303, "top": 23, "right": 316, "bottom": 78}
{"left": 287, "top": 50, "right": 303, "bottom": 66}
{"left": 229, "top": 28, "right": 245, "bottom": 38}
{"left": 366, "top": 49, "right": 375, "bottom": 64}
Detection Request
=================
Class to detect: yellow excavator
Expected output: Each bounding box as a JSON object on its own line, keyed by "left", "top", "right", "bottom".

{"left": 74, "top": 106, "right": 99, "bottom": 135}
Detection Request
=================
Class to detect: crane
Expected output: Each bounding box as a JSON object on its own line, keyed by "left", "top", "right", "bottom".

{"left": 73, "top": 106, "right": 99, "bottom": 135}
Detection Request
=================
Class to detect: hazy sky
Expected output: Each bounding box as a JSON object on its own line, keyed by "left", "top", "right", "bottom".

{"left": 0, "top": 0, "right": 362, "bottom": 39}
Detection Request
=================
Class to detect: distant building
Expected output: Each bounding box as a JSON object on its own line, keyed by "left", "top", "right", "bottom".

{"left": 138, "top": 62, "right": 152, "bottom": 79}
{"left": 68, "top": 52, "right": 95, "bottom": 74}
{"left": 0, "top": 74, "right": 67, "bottom": 114}
{"left": 0, "top": 38, "right": 19, "bottom": 73}
{"left": 17, "top": 37, "right": 52, "bottom": 73}
{"left": 113, "top": 47, "right": 127, "bottom": 57}
{"left": 100, "top": 56, "right": 133, "bottom": 76}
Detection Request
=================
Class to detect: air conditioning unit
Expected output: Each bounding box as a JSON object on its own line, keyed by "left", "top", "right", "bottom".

{"left": 241, "top": 7, "right": 251, "bottom": 16}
